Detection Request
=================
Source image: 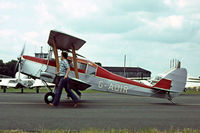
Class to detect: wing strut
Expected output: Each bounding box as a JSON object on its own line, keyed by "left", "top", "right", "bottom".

{"left": 72, "top": 45, "right": 79, "bottom": 79}
{"left": 53, "top": 40, "right": 59, "bottom": 73}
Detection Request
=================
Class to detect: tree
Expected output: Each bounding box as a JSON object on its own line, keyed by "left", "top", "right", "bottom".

{"left": 0, "top": 59, "right": 17, "bottom": 77}
{"left": 5, "top": 60, "right": 17, "bottom": 77}
{"left": 0, "top": 60, "right": 5, "bottom": 75}
{"left": 95, "top": 62, "right": 102, "bottom": 66}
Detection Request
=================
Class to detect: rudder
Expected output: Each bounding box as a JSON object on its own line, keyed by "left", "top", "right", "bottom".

{"left": 165, "top": 68, "right": 187, "bottom": 93}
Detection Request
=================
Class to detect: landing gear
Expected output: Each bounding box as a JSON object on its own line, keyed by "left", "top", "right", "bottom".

{"left": 2, "top": 86, "right": 6, "bottom": 93}
{"left": 44, "top": 92, "right": 55, "bottom": 104}
{"left": 21, "top": 88, "right": 24, "bottom": 93}
{"left": 168, "top": 98, "right": 175, "bottom": 104}
{"left": 167, "top": 93, "right": 175, "bottom": 104}
{"left": 36, "top": 87, "right": 40, "bottom": 93}
{"left": 42, "top": 80, "right": 55, "bottom": 104}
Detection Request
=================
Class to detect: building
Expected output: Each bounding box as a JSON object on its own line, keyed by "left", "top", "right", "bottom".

{"left": 103, "top": 66, "right": 151, "bottom": 80}
{"left": 35, "top": 53, "right": 48, "bottom": 59}
{"left": 35, "top": 46, "right": 48, "bottom": 59}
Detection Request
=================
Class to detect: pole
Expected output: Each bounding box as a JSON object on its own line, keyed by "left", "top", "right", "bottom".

{"left": 124, "top": 55, "right": 126, "bottom": 77}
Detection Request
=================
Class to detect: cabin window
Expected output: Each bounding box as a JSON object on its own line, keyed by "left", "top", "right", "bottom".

{"left": 69, "top": 61, "right": 87, "bottom": 71}
{"left": 86, "top": 64, "right": 97, "bottom": 75}
{"left": 79, "top": 63, "right": 87, "bottom": 70}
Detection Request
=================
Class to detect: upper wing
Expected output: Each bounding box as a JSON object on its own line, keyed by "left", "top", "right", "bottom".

{"left": 48, "top": 30, "right": 86, "bottom": 51}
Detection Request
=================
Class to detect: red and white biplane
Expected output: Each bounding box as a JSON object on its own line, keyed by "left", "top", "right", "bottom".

{"left": 19, "top": 30, "right": 187, "bottom": 104}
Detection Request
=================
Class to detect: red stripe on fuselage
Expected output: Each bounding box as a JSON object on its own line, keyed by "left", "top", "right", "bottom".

{"left": 23, "top": 55, "right": 56, "bottom": 67}
{"left": 22, "top": 55, "right": 86, "bottom": 73}
{"left": 96, "top": 66, "right": 152, "bottom": 89}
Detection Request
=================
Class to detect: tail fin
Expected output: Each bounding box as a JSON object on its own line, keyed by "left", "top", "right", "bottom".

{"left": 153, "top": 68, "right": 187, "bottom": 96}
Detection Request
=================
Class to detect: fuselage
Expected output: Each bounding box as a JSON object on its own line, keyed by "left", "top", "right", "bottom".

{"left": 21, "top": 55, "right": 170, "bottom": 99}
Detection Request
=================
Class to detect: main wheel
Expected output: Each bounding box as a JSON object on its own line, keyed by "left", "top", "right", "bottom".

{"left": 44, "top": 92, "right": 55, "bottom": 104}
{"left": 2, "top": 86, "right": 6, "bottom": 93}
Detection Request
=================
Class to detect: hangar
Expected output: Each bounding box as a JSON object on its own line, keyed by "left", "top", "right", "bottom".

{"left": 103, "top": 67, "right": 151, "bottom": 80}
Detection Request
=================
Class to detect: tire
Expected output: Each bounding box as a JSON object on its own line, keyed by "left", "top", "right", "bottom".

{"left": 3, "top": 86, "right": 6, "bottom": 93}
{"left": 36, "top": 87, "right": 40, "bottom": 93}
{"left": 44, "top": 92, "right": 55, "bottom": 104}
{"left": 21, "top": 88, "right": 24, "bottom": 93}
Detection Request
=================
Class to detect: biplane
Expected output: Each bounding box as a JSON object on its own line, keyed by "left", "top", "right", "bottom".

{"left": 19, "top": 30, "right": 187, "bottom": 104}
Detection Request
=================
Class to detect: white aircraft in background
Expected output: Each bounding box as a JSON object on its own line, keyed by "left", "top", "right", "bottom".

{"left": 0, "top": 72, "right": 32, "bottom": 93}
{"left": 0, "top": 45, "right": 54, "bottom": 93}
{"left": 0, "top": 71, "right": 54, "bottom": 93}
{"left": 185, "top": 76, "right": 200, "bottom": 90}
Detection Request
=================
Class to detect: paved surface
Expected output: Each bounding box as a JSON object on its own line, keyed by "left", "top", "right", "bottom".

{"left": 0, "top": 92, "right": 200, "bottom": 131}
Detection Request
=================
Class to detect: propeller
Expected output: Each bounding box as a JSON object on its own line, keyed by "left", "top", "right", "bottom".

{"left": 14, "top": 44, "right": 25, "bottom": 78}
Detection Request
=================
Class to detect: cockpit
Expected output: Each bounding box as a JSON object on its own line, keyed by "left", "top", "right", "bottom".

{"left": 67, "top": 57, "right": 97, "bottom": 76}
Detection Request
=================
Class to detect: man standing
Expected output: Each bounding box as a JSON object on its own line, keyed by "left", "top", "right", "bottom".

{"left": 50, "top": 51, "right": 78, "bottom": 107}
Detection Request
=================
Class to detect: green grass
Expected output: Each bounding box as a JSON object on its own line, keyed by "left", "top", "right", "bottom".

{"left": 1, "top": 128, "right": 200, "bottom": 133}
{"left": 0, "top": 88, "right": 48, "bottom": 93}
{"left": 181, "top": 89, "right": 200, "bottom": 95}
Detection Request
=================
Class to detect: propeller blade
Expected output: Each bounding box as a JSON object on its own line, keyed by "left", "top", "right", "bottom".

{"left": 20, "top": 44, "right": 25, "bottom": 57}
{"left": 14, "top": 44, "right": 25, "bottom": 78}
{"left": 13, "top": 61, "right": 19, "bottom": 78}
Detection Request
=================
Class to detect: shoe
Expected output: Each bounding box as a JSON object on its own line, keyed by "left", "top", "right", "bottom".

{"left": 49, "top": 103, "right": 54, "bottom": 106}
{"left": 73, "top": 103, "right": 78, "bottom": 108}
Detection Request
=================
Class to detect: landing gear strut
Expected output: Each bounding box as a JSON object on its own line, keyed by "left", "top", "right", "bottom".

{"left": 168, "top": 98, "right": 175, "bottom": 104}
{"left": 44, "top": 92, "right": 55, "bottom": 104}
{"left": 168, "top": 93, "right": 175, "bottom": 104}
{"left": 36, "top": 87, "right": 40, "bottom": 93}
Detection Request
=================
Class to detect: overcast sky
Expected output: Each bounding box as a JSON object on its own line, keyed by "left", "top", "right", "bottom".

{"left": 0, "top": 0, "right": 200, "bottom": 77}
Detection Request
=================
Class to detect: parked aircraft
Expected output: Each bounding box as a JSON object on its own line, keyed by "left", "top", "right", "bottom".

{"left": 185, "top": 77, "right": 200, "bottom": 90}
{"left": 0, "top": 73, "right": 34, "bottom": 93}
{"left": 0, "top": 72, "right": 55, "bottom": 93}
{"left": 18, "top": 30, "right": 187, "bottom": 104}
